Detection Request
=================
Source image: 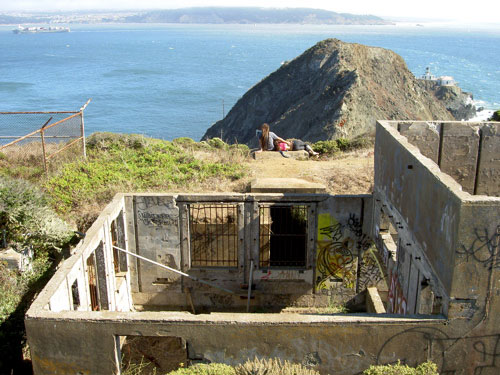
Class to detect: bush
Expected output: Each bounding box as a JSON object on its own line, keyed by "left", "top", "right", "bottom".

{"left": 312, "top": 140, "right": 340, "bottom": 155}
{"left": 0, "top": 177, "right": 73, "bottom": 257}
{"left": 167, "top": 363, "right": 236, "bottom": 375}
{"left": 363, "top": 361, "right": 439, "bottom": 375}
{"left": 207, "top": 137, "right": 227, "bottom": 149}
{"left": 489, "top": 109, "right": 500, "bottom": 121}
{"left": 312, "top": 135, "right": 374, "bottom": 156}
{"left": 235, "top": 357, "right": 320, "bottom": 375}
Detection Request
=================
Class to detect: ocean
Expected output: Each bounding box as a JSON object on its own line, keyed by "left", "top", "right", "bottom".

{"left": 0, "top": 23, "right": 499, "bottom": 142}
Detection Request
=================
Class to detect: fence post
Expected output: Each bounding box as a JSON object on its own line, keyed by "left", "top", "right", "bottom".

{"left": 80, "top": 99, "right": 91, "bottom": 160}
{"left": 80, "top": 111, "right": 87, "bottom": 159}
{"left": 40, "top": 117, "right": 52, "bottom": 174}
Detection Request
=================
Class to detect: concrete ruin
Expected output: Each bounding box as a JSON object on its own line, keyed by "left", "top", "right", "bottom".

{"left": 26, "top": 121, "right": 500, "bottom": 375}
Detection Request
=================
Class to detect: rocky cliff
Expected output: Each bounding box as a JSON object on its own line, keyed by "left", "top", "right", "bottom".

{"left": 419, "top": 80, "right": 476, "bottom": 120}
{"left": 202, "top": 39, "right": 456, "bottom": 146}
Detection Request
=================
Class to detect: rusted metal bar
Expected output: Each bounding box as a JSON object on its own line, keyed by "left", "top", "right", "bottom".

{"left": 0, "top": 111, "right": 78, "bottom": 115}
{"left": 0, "top": 136, "right": 75, "bottom": 139}
{"left": 113, "top": 245, "right": 236, "bottom": 294}
{"left": 45, "top": 137, "right": 83, "bottom": 160}
{"left": 40, "top": 128, "right": 48, "bottom": 173}
{"left": 0, "top": 127, "right": 42, "bottom": 150}
{"left": 40, "top": 112, "right": 81, "bottom": 132}
{"left": 40, "top": 117, "right": 54, "bottom": 174}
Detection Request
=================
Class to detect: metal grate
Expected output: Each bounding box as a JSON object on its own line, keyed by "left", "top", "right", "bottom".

{"left": 259, "top": 204, "right": 308, "bottom": 268}
{"left": 86, "top": 253, "right": 100, "bottom": 311}
{"left": 189, "top": 203, "right": 238, "bottom": 267}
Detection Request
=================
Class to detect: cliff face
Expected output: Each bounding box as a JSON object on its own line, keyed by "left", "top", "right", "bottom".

{"left": 202, "top": 39, "right": 455, "bottom": 146}
{"left": 419, "top": 81, "right": 476, "bottom": 120}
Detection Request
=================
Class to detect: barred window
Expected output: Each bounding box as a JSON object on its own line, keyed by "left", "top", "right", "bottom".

{"left": 189, "top": 204, "right": 238, "bottom": 267}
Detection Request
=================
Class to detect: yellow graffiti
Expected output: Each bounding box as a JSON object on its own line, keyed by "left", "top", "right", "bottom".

{"left": 316, "top": 214, "right": 356, "bottom": 290}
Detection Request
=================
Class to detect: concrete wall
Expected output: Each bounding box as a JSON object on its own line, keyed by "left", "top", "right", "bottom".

{"left": 26, "top": 309, "right": 500, "bottom": 375}
{"left": 125, "top": 193, "right": 374, "bottom": 310}
{"left": 397, "top": 121, "right": 500, "bottom": 196}
{"left": 374, "top": 120, "right": 500, "bottom": 319}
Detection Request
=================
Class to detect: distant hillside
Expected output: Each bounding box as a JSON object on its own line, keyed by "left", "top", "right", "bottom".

{"left": 125, "top": 7, "right": 391, "bottom": 25}
{"left": 202, "top": 39, "right": 455, "bottom": 146}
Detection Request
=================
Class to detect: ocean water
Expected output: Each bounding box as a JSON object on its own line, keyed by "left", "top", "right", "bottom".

{"left": 0, "top": 23, "right": 499, "bottom": 141}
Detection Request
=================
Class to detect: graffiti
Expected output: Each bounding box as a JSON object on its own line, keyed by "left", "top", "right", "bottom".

{"left": 316, "top": 213, "right": 373, "bottom": 290}
{"left": 208, "top": 293, "right": 234, "bottom": 309}
{"left": 136, "top": 196, "right": 173, "bottom": 210}
{"left": 456, "top": 226, "right": 500, "bottom": 270}
{"left": 137, "top": 210, "right": 178, "bottom": 227}
{"left": 387, "top": 271, "right": 407, "bottom": 314}
{"left": 377, "top": 327, "right": 500, "bottom": 375}
{"left": 316, "top": 219, "right": 355, "bottom": 290}
{"left": 357, "top": 247, "right": 387, "bottom": 291}
{"left": 259, "top": 269, "right": 302, "bottom": 280}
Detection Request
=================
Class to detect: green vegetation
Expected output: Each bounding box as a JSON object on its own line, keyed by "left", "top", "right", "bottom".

{"left": 489, "top": 109, "right": 500, "bottom": 121}
{"left": 167, "top": 363, "right": 236, "bottom": 375}
{"left": 42, "top": 133, "right": 248, "bottom": 228}
{"left": 0, "top": 178, "right": 73, "bottom": 258}
{"left": 312, "top": 135, "right": 374, "bottom": 156}
{"left": 363, "top": 361, "right": 439, "bottom": 375}
{"left": 166, "top": 358, "right": 320, "bottom": 375}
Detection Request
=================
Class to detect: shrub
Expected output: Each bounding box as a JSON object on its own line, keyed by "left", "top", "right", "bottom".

{"left": 0, "top": 177, "right": 73, "bottom": 257}
{"left": 235, "top": 357, "right": 320, "bottom": 375}
{"left": 207, "top": 137, "right": 228, "bottom": 149}
{"left": 489, "top": 109, "right": 500, "bottom": 121}
{"left": 312, "top": 140, "right": 340, "bottom": 155}
{"left": 167, "top": 363, "right": 236, "bottom": 375}
{"left": 363, "top": 360, "right": 439, "bottom": 375}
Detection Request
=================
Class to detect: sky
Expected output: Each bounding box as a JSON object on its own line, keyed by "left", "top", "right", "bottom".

{"left": 0, "top": 0, "right": 499, "bottom": 23}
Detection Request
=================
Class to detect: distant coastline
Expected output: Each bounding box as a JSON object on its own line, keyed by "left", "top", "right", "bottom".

{"left": 0, "top": 7, "right": 393, "bottom": 25}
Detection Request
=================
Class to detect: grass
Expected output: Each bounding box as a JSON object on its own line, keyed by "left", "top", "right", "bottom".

{"left": 0, "top": 133, "right": 250, "bottom": 230}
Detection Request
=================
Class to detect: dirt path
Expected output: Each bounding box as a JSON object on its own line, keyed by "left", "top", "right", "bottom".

{"left": 243, "top": 149, "right": 374, "bottom": 194}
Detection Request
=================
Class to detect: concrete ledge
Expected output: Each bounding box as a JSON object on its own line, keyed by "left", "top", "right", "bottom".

{"left": 366, "top": 287, "right": 386, "bottom": 314}
{"left": 250, "top": 178, "right": 326, "bottom": 194}
{"left": 253, "top": 150, "right": 309, "bottom": 160}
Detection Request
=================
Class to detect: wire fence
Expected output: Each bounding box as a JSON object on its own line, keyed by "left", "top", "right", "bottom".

{"left": 0, "top": 100, "right": 90, "bottom": 173}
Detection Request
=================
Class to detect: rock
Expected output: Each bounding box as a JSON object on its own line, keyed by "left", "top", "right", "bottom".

{"left": 202, "top": 38, "right": 455, "bottom": 147}
{"left": 419, "top": 80, "right": 476, "bottom": 120}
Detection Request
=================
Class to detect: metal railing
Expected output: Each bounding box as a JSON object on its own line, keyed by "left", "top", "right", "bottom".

{"left": 0, "top": 99, "right": 90, "bottom": 173}
{"left": 188, "top": 203, "right": 239, "bottom": 267}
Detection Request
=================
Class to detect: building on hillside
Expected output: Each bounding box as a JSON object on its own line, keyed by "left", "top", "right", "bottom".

{"left": 26, "top": 120, "right": 500, "bottom": 375}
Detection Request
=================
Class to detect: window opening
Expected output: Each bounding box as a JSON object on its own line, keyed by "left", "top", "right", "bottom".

{"left": 86, "top": 253, "right": 100, "bottom": 311}
{"left": 259, "top": 204, "right": 308, "bottom": 268}
{"left": 189, "top": 203, "right": 238, "bottom": 267}
{"left": 71, "top": 279, "right": 80, "bottom": 310}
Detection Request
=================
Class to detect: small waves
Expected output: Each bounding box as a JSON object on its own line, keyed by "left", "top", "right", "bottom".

{"left": 0, "top": 82, "right": 34, "bottom": 92}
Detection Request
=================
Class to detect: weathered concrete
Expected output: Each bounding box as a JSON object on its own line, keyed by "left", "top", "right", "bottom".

{"left": 366, "top": 287, "right": 386, "bottom": 313}
{"left": 250, "top": 178, "right": 326, "bottom": 194}
{"left": 440, "top": 122, "right": 480, "bottom": 194}
{"left": 398, "top": 121, "right": 440, "bottom": 164}
{"left": 475, "top": 123, "right": 500, "bottom": 196}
